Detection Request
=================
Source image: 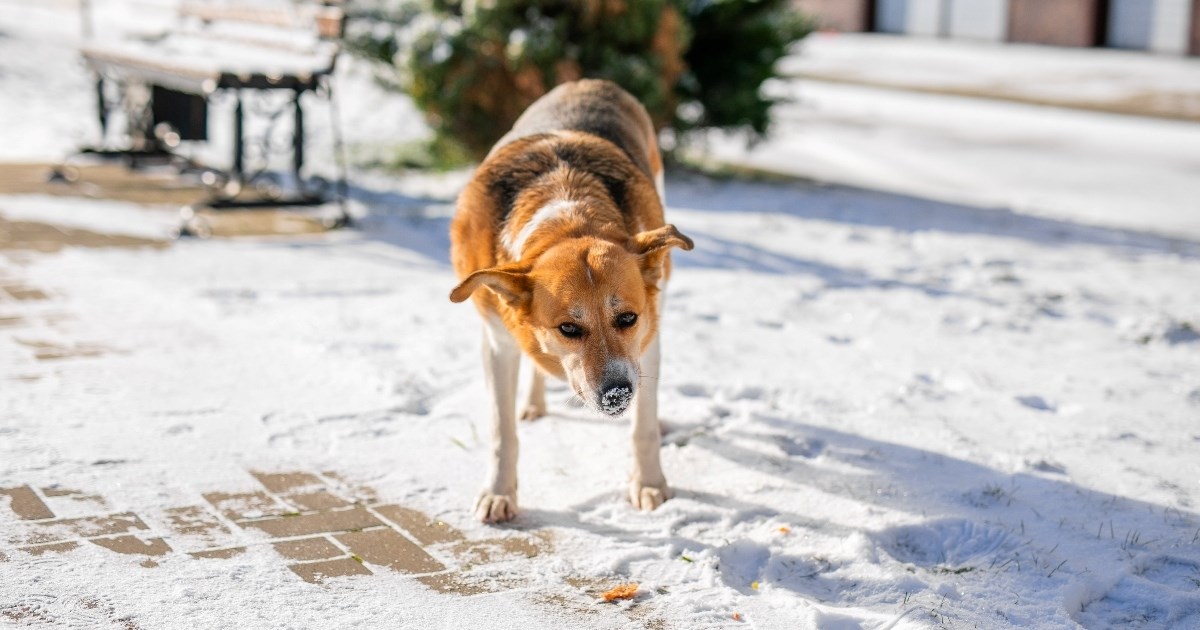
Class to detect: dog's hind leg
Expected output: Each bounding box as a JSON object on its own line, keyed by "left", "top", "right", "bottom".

{"left": 475, "top": 316, "right": 521, "bottom": 523}
{"left": 629, "top": 322, "right": 672, "bottom": 511}
{"left": 520, "top": 364, "right": 547, "bottom": 421}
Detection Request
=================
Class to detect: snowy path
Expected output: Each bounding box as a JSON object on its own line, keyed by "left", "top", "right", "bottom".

{"left": 3, "top": 174, "right": 1199, "bottom": 627}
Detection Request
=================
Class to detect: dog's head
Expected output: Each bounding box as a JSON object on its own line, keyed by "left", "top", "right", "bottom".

{"left": 450, "top": 224, "right": 692, "bottom": 416}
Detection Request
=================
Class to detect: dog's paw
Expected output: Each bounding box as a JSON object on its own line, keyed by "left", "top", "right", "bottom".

{"left": 474, "top": 491, "right": 518, "bottom": 523}
{"left": 628, "top": 480, "right": 672, "bottom": 511}
{"left": 520, "top": 404, "right": 546, "bottom": 421}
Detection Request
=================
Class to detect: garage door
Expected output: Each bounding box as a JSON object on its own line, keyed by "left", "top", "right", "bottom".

{"left": 1108, "top": 0, "right": 1155, "bottom": 49}
{"left": 875, "top": 0, "right": 909, "bottom": 34}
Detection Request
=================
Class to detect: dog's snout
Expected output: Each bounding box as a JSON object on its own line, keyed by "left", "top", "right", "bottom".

{"left": 599, "top": 378, "right": 634, "bottom": 416}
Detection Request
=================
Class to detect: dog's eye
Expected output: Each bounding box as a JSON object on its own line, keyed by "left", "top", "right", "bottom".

{"left": 615, "top": 312, "right": 638, "bottom": 329}
{"left": 558, "top": 322, "right": 584, "bottom": 338}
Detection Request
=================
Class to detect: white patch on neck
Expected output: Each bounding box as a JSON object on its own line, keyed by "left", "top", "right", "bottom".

{"left": 503, "top": 199, "right": 578, "bottom": 259}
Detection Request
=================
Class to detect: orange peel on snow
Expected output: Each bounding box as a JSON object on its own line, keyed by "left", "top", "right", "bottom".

{"left": 601, "top": 583, "right": 639, "bottom": 601}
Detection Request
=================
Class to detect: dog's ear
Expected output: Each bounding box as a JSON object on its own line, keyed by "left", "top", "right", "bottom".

{"left": 449, "top": 264, "right": 532, "bottom": 308}
{"left": 629, "top": 224, "right": 693, "bottom": 285}
{"left": 630, "top": 224, "right": 694, "bottom": 256}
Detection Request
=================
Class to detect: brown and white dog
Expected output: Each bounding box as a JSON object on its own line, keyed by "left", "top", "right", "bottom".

{"left": 449, "top": 79, "right": 693, "bottom": 523}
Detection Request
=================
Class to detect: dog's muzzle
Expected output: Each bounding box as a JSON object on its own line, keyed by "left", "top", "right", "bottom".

{"left": 599, "top": 378, "right": 634, "bottom": 416}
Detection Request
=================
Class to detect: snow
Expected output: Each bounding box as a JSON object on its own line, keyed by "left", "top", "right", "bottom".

{"left": 3, "top": 4, "right": 1200, "bottom": 629}
{"left": 783, "top": 32, "right": 1200, "bottom": 106}
{"left": 697, "top": 80, "right": 1200, "bottom": 241}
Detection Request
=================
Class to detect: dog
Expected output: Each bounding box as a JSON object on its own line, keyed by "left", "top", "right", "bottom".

{"left": 449, "top": 79, "right": 693, "bottom": 523}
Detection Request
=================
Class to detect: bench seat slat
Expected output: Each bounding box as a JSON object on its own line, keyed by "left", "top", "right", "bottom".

{"left": 82, "top": 34, "right": 338, "bottom": 94}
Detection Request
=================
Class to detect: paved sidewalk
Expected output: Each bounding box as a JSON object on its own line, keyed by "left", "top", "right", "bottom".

{"left": 784, "top": 32, "right": 1200, "bottom": 122}
{"left": 1, "top": 469, "right": 553, "bottom": 591}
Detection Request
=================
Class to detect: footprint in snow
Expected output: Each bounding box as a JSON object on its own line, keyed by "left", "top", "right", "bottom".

{"left": 1026, "top": 459, "right": 1067, "bottom": 475}
{"left": 771, "top": 435, "right": 824, "bottom": 459}
{"left": 730, "top": 386, "right": 766, "bottom": 401}
{"left": 1073, "top": 555, "right": 1200, "bottom": 628}
{"left": 1163, "top": 321, "right": 1200, "bottom": 345}
{"left": 1016, "top": 395, "right": 1055, "bottom": 412}
{"left": 1135, "top": 555, "right": 1200, "bottom": 592}
{"left": 877, "top": 519, "right": 1017, "bottom": 570}
{"left": 677, "top": 383, "right": 710, "bottom": 398}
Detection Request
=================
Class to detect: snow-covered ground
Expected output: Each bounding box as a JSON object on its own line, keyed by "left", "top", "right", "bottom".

{"left": 3, "top": 3, "right": 1200, "bottom": 629}
{"left": 783, "top": 32, "right": 1200, "bottom": 115}
{"left": 698, "top": 80, "right": 1200, "bottom": 241}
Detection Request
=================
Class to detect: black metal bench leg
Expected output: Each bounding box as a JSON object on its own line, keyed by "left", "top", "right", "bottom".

{"left": 233, "top": 91, "right": 244, "bottom": 181}
{"left": 95, "top": 75, "right": 107, "bottom": 139}
{"left": 292, "top": 89, "right": 305, "bottom": 194}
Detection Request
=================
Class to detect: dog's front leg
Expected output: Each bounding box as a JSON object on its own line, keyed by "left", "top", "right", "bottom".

{"left": 475, "top": 317, "right": 521, "bottom": 523}
{"left": 520, "top": 364, "right": 547, "bottom": 421}
{"left": 629, "top": 331, "right": 672, "bottom": 510}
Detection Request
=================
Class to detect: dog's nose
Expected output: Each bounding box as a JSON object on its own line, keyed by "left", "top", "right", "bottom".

{"left": 599, "top": 378, "right": 634, "bottom": 416}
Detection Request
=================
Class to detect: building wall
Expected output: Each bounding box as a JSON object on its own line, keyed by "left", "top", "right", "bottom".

{"left": 797, "top": 0, "right": 1199, "bottom": 55}
{"left": 1151, "top": 0, "right": 1192, "bottom": 53}
{"left": 947, "top": 0, "right": 1009, "bottom": 41}
{"left": 793, "top": 0, "right": 873, "bottom": 32}
{"left": 1008, "top": 0, "right": 1103, "bottom": 47}
{"left": 1193, "top": 0, "right": 1200, "bottom": 54}
{"left": 905, "top": 0, "right": 945, "bottom": 36}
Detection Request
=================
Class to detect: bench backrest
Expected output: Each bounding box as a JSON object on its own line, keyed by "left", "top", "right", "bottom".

{"left": 177, "top": 0, "right": 344, "bottom": 42}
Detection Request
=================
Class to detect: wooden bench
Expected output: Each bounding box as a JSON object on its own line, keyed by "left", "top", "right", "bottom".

{"left": 75, "top": 0, "right": 348, "bottom": 215}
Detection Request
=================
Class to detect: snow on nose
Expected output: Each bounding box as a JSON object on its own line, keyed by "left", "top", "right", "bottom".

{"left": 599, "top": 379, "right": 633, "bottom": 416}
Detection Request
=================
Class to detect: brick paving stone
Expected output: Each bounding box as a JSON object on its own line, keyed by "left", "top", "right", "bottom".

{"left": 240, "top": 506, "right": 382, "bottom": 538}
{"left": 0, "top": 485, "right": 54, "bottom": 520}
{"left": 272, "top": 536, "right": 343, "bottom": 561}
{"left": 372, "top": 505, "right": 464, "bottom": 545}
{"left": 19, "top": 541, "right": 80, "bottom": 556}
{"left": 282, "top": 490, "right": 351, "bottom": 512}
{"left": 250, "top": 471, "right": 323, "bottom": 493}
{"left": 416, "top": 572, "right": 495, "bottom": 596}
{"left": 189, "top": 547, "right": 245, "bottom": 559}
{"left": 1, "top": 283, "right": 48, "bottom": 301}
{"left": 202, "top": 491, "right": 288, "bottom": 521}
{"left": 320, "top": 471, "right": 379, "bottom": 503}
{"left": 39, "top": 487, "right": 105, "bottom": 506}
{"left": 90, "top": 536, "right": 172, "bottom": 556}
{"left": 335, "top": 528, "right": 444, "bottom": 574}
{"left": 14, "top": 512, "right": 148, "bottom": 546}
{"left": 288, "top": 557, "right": 372, "bottom": 583}
{"left": 39, "top": 487, "right": 107, "bottom": 516}
{"left": 161, "top": 505, "right": 231, "bottom": 544}
{"left": 452, "top": 535, "right": 549, "bottom": 568}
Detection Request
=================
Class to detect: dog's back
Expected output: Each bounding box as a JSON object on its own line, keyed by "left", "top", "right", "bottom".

{"left": 489, "top": 79, "right": 660, "bottom": 181}
{"left": 454, "top": 80, "right": 667, "bottom": 279}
